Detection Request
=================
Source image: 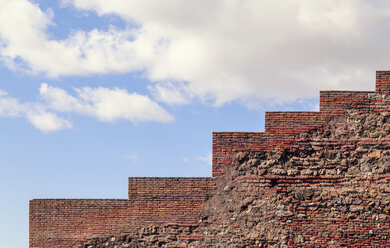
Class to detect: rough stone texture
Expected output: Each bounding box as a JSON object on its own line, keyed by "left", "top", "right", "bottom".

{"left": 76, "top": 109, "right": 390, "bottom": 247}
{"left": 31, "top": 71, "right": 390, "bottom": 247}
{"left": 212, "top": 72, "right": 390, "bottom": 177}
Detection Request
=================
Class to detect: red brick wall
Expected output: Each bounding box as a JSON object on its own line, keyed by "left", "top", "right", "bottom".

{"left": 212, "top": 132, "right": 268, "bottom": 176}
{"left": 212, "top": 113, "right": 323, "bottom": 177}
{"left": 30, "top": 177, "right": 214, "bottom": 248}
{"left": 212, "top": 71, "right": 390, "bottom": 177}
{"left": 319, "top": 90, "right": 374, "bottom": 115}
{"left": 127, "top": 177, "right": 215, "bottom": 225}
{"left": 233, "top": 129, "right": 390, "bottom": 247}
{"left": 30, "top": 199, "right": 133, "bottom": 248}
{"left": 128, "top": 177, "right": 214, "bottom": 200}
{"left": 30, "top": 70, "right": 390, "bottom": 247}
{"left": 376, "top": 70, "right": 390, "bottom": 94}
{"left": 265, "top": 111, "right": 323, "bottom": 146}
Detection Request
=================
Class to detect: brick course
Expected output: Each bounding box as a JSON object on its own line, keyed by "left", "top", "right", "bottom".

{"left": 30, "top": 71, "right": 390, "bottom": 247}
{"left": 30, "top": 178, "right": 214, "bottom": 248}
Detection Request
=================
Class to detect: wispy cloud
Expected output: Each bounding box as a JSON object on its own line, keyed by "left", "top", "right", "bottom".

{"left": 182, "top": 152, "right": 212, "bottom": 167}
{"left": 125, "top": 153, "right": 139, "bottom": 163}
{"left": 148, "top": 82, "right": 191, "bottom": 106}
{"left": 40, "top": 83, "right": 174, "bottom": 123}
{"left": 0, "top": 91, "right": 71, "bottom": 133}
{"left": 196, "top": 152, "right": 212, "bottom": 166}
{"left": 0, "top": 83, "right": 173, "bottom": 133}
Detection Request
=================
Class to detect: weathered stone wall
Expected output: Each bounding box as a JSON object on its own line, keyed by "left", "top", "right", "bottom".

{"left": 212, "top": 71, "right": 390, "bottom": 177}
{"left": 77, "top": 109, "right": 390, "bottom": 247}
{"left": 30, "top": 71, "right": 390, "bottom": 247}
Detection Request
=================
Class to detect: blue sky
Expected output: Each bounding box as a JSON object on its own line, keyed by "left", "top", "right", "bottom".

{"left": 0, "top": 1, "right": 389, "bottom": 247}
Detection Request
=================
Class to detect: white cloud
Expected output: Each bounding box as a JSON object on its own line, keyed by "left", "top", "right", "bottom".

{"left": 0, "top": 83, "right": 173, "bottom": 133}
{"left": 0, "top": 0, "right": 142, "bottom": 77}
{"left": 1, "top": 0, "right": 390, "bottom": 106}
{"left": 40, "top": 83, "right": 174, "bottom": 123}
{"left": 148, "top": 82, "right": 191, "bottom": 105}
{"left": 0, "top": 92, "right": 25, "bottom": 117}
{"left": 182, "top": 152, "right": 212, "bottom": 166}
{"left": 0, "top": 91, "right": 71, "bottom": 133}
{"left": 39, "top": 83, "right": 88, "bottom": 113}
{"left": 26, "top": 111, "right": 72, "bottom": 133}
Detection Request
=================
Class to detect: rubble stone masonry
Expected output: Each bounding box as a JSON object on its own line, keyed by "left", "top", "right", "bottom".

{"left": 30, "top": 71, "right": 390, "bottom": 247}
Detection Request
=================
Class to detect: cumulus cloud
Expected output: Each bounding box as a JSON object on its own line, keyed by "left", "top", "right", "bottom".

{"left": 26, "top": 111, "right": 72, "bottom": 133}
{"left": 0, "top": 0, "right": 142, "bottom": 77}
{"left": 40, "top": 83, "right": 174, "bottom": 123}
{"left": 0, "top": 84, "right": 173, "bottom": 133}
{"left": 0, "top": 91, "right": 71, "bottom": 133}
{"left": 148, "top": 82, "right": 191, "bottom": 105}
{"left": 1, "top": 0, "right": 390, "bottom": 106}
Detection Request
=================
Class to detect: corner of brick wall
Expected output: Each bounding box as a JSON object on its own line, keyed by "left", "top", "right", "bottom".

{"left": 30, "top": 178, "right": 215, "bottom": 248}
{"left": 30, "top": 70, "right": 390, "bottom": 247}
{"left": 376, "top": 70, "right": 390, "bottom": 94}
{"left": 212, "top": 70, "right": 390, "bottom": 177}
{"left": 212, "top": 132, "right": 268, "bottom": 176}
